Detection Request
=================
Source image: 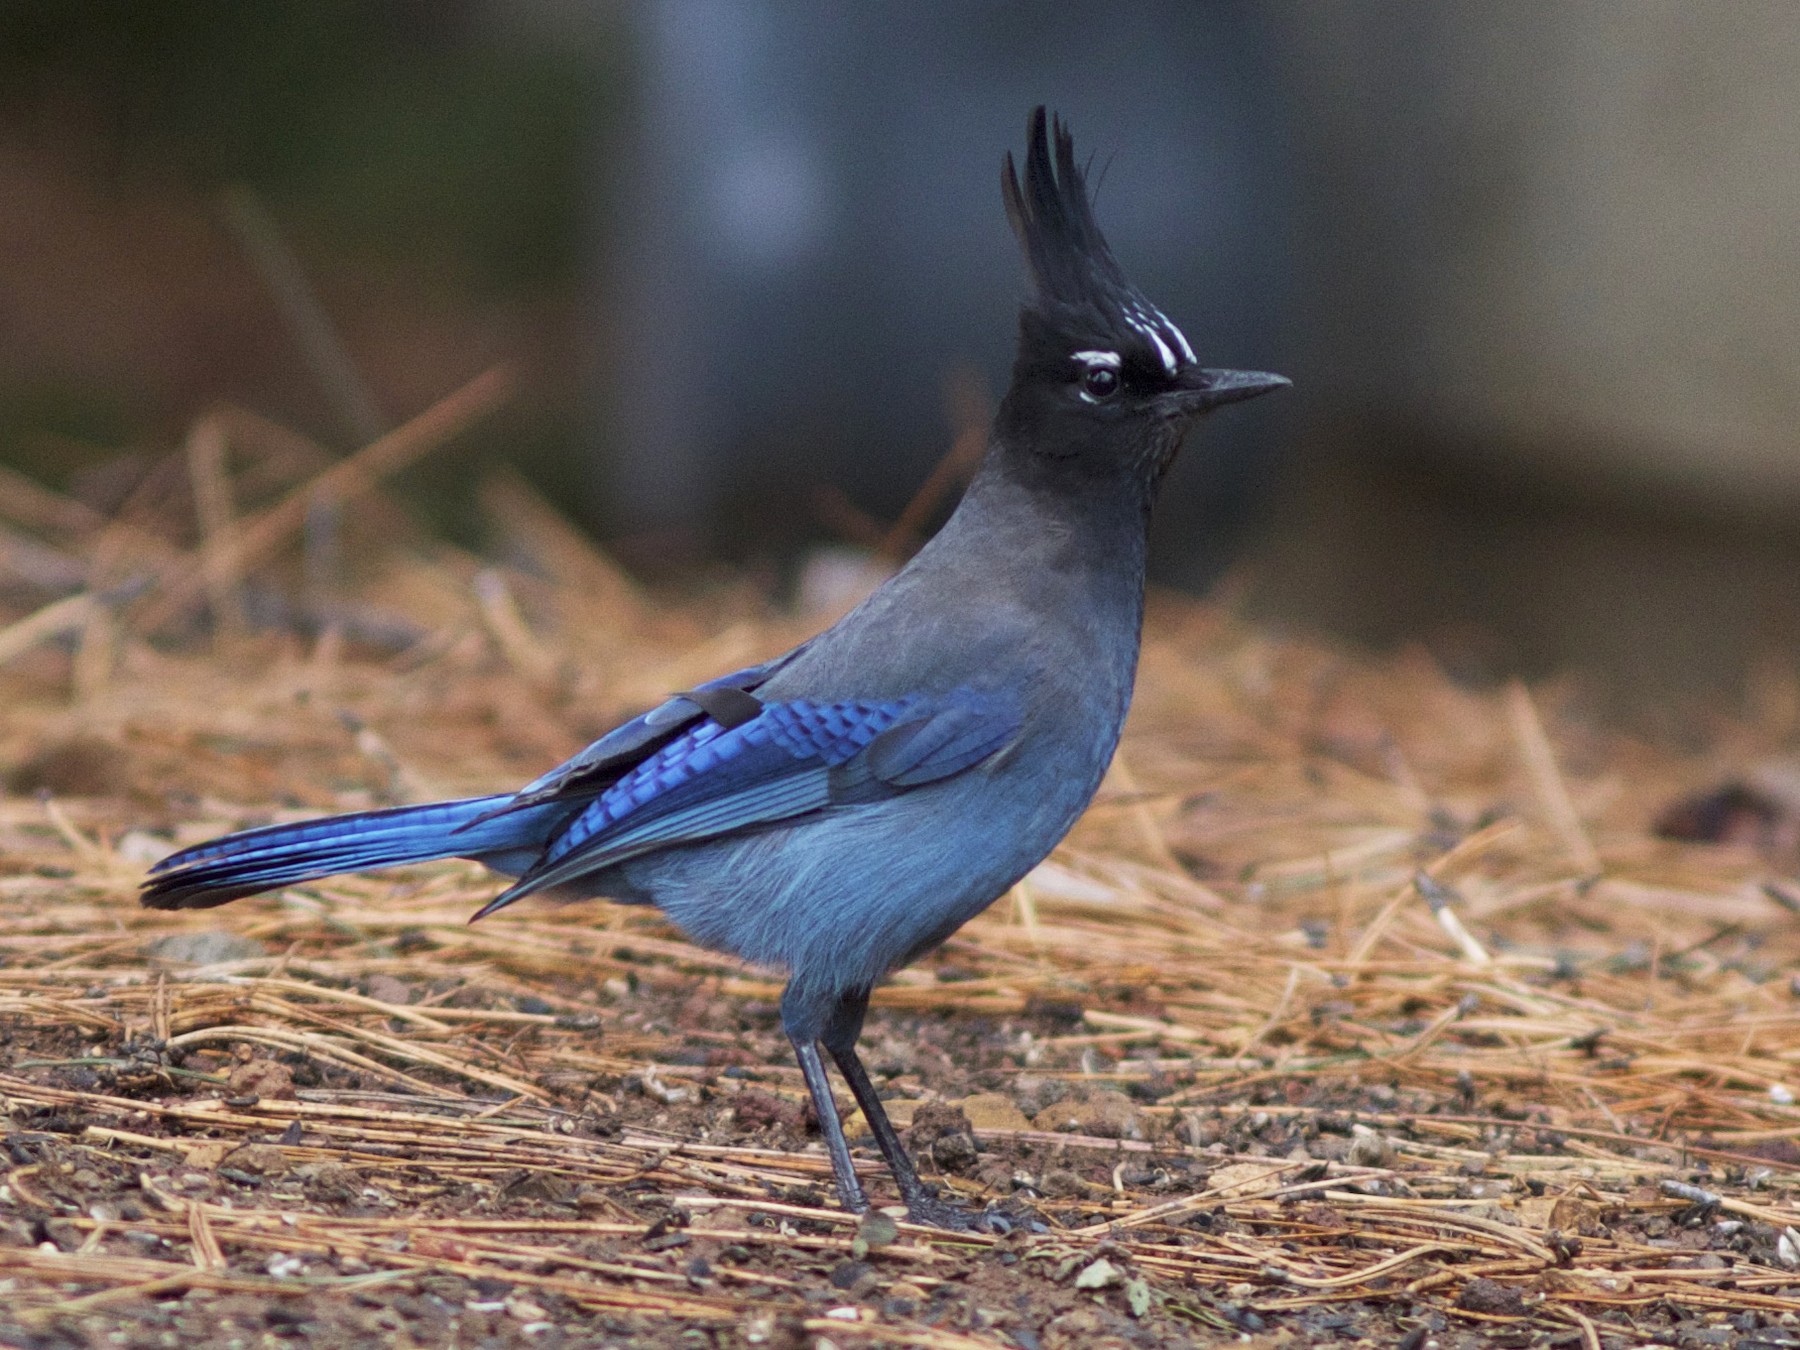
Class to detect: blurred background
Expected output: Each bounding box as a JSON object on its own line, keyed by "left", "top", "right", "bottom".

{"left": 1, "top": 0, "right": 1796, "bottom": 710}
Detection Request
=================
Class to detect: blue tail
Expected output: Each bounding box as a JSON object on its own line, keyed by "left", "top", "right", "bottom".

{"left": 140, "top": 795, "right": 560, "bottom": 910}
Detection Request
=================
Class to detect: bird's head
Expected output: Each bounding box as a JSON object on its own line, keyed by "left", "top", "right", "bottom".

{"left": 997, "top": 107, "right": 1287, "bottom": 486}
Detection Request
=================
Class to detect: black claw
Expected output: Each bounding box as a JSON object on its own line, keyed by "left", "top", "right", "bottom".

{"left": 901, "top": 1193, "right": 1027, "bottom": 1234}
{"left": 903, "top": 1193, "right": 982, "bottom": 1231}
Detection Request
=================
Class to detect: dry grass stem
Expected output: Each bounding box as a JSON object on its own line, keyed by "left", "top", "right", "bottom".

{"left": 1, "top": 408, "right": 1797, "bottom": 1344}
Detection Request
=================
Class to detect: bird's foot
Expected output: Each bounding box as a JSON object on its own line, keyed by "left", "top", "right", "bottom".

{"left": 903, "top": 1192, "right": 983, "bottom": 1231}
{"left": 902, "top": 1191, "right": 1038, "bottom": 1234}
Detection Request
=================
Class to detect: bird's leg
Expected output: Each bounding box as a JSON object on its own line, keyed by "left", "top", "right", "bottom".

{"left": 782, "top": 988, "right": 869, "bottom": 1215}
{"left": 820, "top": 990, "right": 983, "bottom": 1232}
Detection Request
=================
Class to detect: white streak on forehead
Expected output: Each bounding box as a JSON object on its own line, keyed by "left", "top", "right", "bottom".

{"left": 1127, "top": 314, "right": 1178, "bottom": 375}
{"left": 1125, "top": 301, "right": 1194, "bottom": 374}
{"left": 1158, "top": 309, "right": 1197, "bottom": 364}
{"left": 1071, "top": 349, "right": 1121, "bottom": 369}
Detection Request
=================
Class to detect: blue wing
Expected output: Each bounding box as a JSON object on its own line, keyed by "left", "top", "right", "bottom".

{"left": 473, "top": 686, "right": 1023, "bottom": 916}
{"left": 144, "top": 651, "right": 808, "bottom": 912}
{"left": 460, "top": 649, "right": 806, "bottom": 828}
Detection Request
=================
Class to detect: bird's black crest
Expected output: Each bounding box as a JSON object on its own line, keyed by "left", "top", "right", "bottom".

{"left": 1002, "top": 107, "right": 1135, "bottom": 312}
{"left": 1001, "top": 107, "right": 1194, "bottom": 375}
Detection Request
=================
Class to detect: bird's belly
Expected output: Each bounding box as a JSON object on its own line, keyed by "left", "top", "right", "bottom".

{"left": 615, "top": 758, "right": 1097, "bottom": 997}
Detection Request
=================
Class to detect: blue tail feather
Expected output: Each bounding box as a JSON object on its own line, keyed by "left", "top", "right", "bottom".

{"left": 140, "top": 795, "right": 557, "bottom": 910}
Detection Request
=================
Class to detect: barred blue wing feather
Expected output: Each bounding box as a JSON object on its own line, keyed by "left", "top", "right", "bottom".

{"left": 460, "top": 648, "right": 805, "bottom": 827}
{"left": 472, "top": 690, "right": 1022, "bottom": 916}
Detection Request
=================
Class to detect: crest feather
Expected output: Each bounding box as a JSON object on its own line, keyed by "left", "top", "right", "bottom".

{"left": 1001, "top": 107, "right": 1131, "bottom": 309}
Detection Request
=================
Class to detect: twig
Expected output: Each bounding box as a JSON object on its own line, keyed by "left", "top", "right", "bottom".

{"left": 183, "top": 412, "right": 245, "bottom": 637}
{"left": 879, "top": 367, "right": 990, "bottom": 558}
{"left": 1414, "top": 871, "right": 1491, "bottom": 965}
{"left": 0, "top": 592, "right": 94, "bottom": 668}
{"left": 221, "top": 185, "right": 387, "bottom": 445}
{"left": 1506, "top": 680, "right": 1601, "bottom": 873}
{"left": 133, "top": 365, "right": 513, "bottom": 633}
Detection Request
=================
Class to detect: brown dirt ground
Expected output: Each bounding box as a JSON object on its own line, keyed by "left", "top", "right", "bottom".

{"left": 6, "top": 405, "right": 1800, "bottom": 1348}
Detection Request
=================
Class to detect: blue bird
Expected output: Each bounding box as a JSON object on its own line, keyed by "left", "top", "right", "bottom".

{"left": 143, "top": 108, "right": 1289, "bottom": 1229}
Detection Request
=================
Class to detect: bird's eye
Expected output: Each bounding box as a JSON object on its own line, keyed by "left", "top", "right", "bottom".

{"left": 1081, "top": 366, "right": 1120, "bottom": 400}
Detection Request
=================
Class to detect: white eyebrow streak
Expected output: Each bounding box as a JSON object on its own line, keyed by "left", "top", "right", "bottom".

{"left": 1071, "top": 350, "right": 1121, "bottom": 369}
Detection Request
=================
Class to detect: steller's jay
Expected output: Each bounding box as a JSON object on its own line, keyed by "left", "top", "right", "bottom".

{"left": 142, "top": 108, "right": 1288, "bottom": 1229}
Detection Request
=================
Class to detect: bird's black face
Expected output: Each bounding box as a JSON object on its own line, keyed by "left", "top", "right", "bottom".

{"left": 1003, "top": 302, "right": 1288, "bottom": 485}
{"left": 997, "top": 109, "right": 1287, "bottom": 488}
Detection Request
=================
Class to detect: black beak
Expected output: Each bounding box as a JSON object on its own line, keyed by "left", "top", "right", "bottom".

{"left": 1170, "top": 367, "right": 1291, "bottom": 415}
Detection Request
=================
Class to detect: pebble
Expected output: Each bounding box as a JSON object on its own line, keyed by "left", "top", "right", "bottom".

{"left": 1030, "top": 1088, "right": 1142, "bottom": 1139}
